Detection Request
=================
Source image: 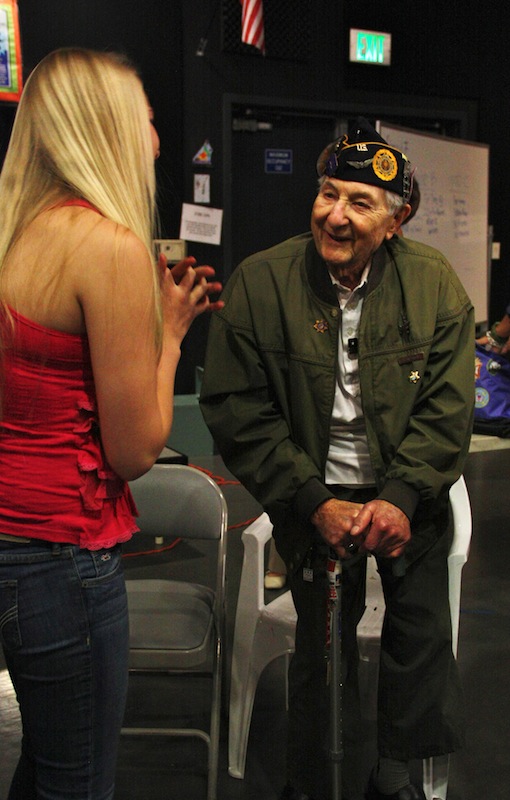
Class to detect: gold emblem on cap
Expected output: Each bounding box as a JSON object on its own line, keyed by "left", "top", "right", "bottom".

{"left": 408, "top": 370, "right": 421, "bottom": 384}
{"left": 314, "top": 319, "right": 329, "bottom": 333}
{"left": 373, "top": 148, "right": 398, "bottom": 182}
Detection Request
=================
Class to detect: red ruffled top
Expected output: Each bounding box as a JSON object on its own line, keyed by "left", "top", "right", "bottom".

{"left": 0, "top": 307, "right": 139, "bottom": 548}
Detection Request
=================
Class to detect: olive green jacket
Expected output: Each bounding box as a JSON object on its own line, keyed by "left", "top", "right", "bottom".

{"left": 200, "top": 233, "right": 474, "bottom": 572}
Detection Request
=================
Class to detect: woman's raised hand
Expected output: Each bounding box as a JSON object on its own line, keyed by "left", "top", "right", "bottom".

{"left": 159, "top": 254, "right": 223, "bottom": 342}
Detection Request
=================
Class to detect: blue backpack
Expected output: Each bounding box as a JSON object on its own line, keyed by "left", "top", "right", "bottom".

{"left": 474, "top": 343, "right": 510, "bottom": 437}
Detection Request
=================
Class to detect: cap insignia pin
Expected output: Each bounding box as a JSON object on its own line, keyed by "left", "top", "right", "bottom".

{"left": 346, "top": 158, "right": 374, "bottom": 169}
{"left": 373, "top": 148, "right": 398, "bottom": 182}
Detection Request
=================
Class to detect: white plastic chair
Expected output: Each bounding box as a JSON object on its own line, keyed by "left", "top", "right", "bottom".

{"left": 122, "top": 464, "right": 228, "bottom": 800}
{"left": 228, "top": 512, "right": 296, "bottom": 779}
{"left": 423, "top": 475, "right": 472, "bottom": 800}
{"left": 228, "top": 476, "right": 472, "bottom": 800}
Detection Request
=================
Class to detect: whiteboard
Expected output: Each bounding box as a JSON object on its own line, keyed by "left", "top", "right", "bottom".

{"left": 378, "top": 122, "right": 490, "bottom": 323}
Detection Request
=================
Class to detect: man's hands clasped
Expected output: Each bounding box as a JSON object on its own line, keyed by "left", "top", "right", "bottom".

{"left": 311, "top": 496, "right": 411, "bottom": 561}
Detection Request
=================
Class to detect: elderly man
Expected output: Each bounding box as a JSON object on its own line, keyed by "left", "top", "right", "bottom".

{"left": 200, "top": 118, "right": 474, "bottom": 800}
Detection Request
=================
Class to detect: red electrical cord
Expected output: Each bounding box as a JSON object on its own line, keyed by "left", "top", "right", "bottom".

{"left": 122, "top": 537, "right": 182, "bottom": 558}
{"left": 188, "top": 462, "right": 240, "bottom": 486}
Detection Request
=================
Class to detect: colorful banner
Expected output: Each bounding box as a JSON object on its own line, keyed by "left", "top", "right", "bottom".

{"left": 0, "top": 1, "right": 22, "bottom": 103}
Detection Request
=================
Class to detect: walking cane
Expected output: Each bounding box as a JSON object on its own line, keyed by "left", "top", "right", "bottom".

{"left": 326, "top": 549, "right": 343, "bottom": 800}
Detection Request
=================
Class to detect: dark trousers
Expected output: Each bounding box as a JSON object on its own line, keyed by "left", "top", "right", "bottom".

{"left": 285, "top": 488, "right": 465, "bottom": 798}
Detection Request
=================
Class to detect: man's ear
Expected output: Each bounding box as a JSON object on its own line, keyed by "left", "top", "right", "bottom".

{"left": 386, "top": 203, "right": 412, "bottom": 239}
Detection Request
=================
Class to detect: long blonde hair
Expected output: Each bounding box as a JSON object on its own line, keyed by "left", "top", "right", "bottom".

{"left": 0, "top": 47, "right": 161, "bottom": 335}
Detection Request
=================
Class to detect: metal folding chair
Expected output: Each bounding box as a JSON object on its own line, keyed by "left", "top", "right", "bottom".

{"left": 122, "top": 464, "right": 228, "bottom": 800}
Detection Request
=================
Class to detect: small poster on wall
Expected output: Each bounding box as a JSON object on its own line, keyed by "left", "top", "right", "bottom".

{"left": 0, "top": 1, "right": 22, "bottom": 103}
{"left": 179, "top": 203, "right": 223, "bottom": 246}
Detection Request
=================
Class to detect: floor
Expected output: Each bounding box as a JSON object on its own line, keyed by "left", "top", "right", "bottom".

{"left": 1, "top": 436, "right": 509, "bottom": 800}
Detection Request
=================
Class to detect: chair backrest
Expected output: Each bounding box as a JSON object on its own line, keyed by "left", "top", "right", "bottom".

{"left": 129, "top": 463, "right": 228, "bottom": 542}
{"left": 240, "top": 477, "right": 472, "bottom": 624}
{"left": 129, "top": 464, "right": 228, "bottom": 617}
{"left": 242, "top": 478, "right": 472, "bottom": 625}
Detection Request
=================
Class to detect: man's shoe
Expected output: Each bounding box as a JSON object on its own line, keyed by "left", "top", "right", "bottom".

{"left": 279, "top": 784, "right": 315, "bottom": 800}
{"left": 365, "top": 771, "right": 426, "bottom": 800}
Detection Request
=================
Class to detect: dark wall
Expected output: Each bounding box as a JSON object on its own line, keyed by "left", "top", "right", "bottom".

{"left": 342, "top": 0, "right": 506, "bottom": 324}
{"left": 8, "top": 0, "right": 184, "bottom": 236}
{"left": 180, "top": 0, "right": 508, "bottom": 341}
{"left": 0, "top": 0, "right": 507, "bottom": 389}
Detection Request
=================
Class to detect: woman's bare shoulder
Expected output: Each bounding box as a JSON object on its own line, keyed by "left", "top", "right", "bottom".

{"left": 45, "top": 204, "right": 140, "bottom": 248}
{"left": 38, "top": 205, "right": 151, "bottom": 277}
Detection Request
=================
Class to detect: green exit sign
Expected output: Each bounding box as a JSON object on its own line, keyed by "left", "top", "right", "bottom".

{"left": 349, "top": 29, "right": 392, "bottom": 66}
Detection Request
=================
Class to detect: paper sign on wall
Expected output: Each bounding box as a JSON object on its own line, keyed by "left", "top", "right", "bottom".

{"left": 179, "top": 203, "right": 223, "bottom": 246}
{"left": 194, "top": 174, "right": 211, "bottom": 204}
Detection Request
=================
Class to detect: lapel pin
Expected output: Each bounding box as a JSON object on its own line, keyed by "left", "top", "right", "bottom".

{"left": 313, "top": 319, "right": 329, "bottom": 333}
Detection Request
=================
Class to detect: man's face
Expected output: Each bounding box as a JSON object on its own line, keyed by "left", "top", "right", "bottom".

{"left": 311, "top": 178, "right": 405, "bottom": 283}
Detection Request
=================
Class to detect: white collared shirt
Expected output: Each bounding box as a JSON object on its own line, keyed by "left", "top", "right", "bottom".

{"left": 325, "top": 265, "right": 376, "bottom": 487}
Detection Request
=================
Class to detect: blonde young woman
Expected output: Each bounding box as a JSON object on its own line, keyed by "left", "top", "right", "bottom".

{"left": 0, "top": 48, "right": 222, "bottom": 800}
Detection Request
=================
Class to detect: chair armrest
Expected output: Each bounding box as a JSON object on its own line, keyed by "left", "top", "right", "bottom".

{"left": 237, "top": 513, "right": 273, "bottom": 617}
{"left": 448, "top": 476, "right": 472, "bottom": 564}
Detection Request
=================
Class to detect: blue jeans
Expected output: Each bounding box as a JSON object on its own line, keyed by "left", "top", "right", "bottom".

{"left": 0, "top": 540, "right": 129, "bottom": 800}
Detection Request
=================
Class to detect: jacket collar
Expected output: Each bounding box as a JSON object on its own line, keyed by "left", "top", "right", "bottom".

{"left": 305, "top": 237, "right": 388, "bottom": 303}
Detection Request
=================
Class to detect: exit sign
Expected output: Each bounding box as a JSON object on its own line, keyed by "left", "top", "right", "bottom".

{"left": 349, "top": 29, "right": 392, "bottom": 66}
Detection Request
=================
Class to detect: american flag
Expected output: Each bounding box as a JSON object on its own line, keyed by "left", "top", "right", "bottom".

{"left": 240, "top": 0, "right": 266, "bottom": 54}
